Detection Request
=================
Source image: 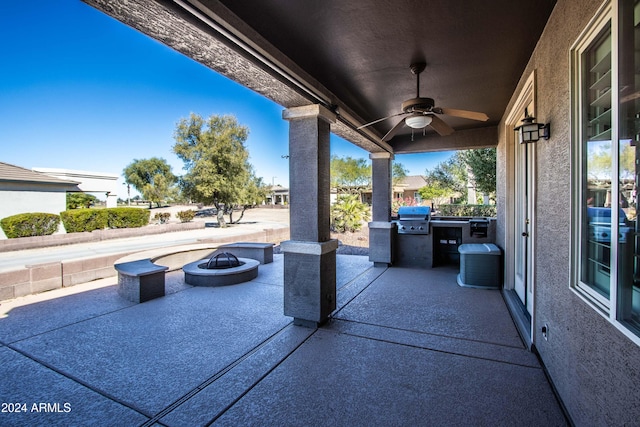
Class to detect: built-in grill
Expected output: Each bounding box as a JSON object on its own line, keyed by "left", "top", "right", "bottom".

{"left": 395, "top": 206, "right": 431, "bottom": 235}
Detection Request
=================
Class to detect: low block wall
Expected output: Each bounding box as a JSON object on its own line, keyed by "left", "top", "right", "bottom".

{"left": 0, "top": 225, "right": 290, "bottom": 301}
{"left": 0, "top": 221, "right": 205, "bottom": 252}
{"left": 0, "top": 252, "right": 136, "bottom": 301}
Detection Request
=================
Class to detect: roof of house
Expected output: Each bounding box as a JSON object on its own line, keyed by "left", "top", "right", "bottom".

{"left": 397, "top": 175, "right": 427, "bottom": 190}
{"left": 0, "top": 162, "right": 80, "bottom": 186}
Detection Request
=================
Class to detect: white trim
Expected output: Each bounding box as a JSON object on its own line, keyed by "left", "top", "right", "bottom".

{"left": 569, "top": 0, "right": 613, "bottom": 310}
{"left": 609, "top": 0, "right": 620, "bottom": 323}
{"left": 504, "top": 70, "right": 537, "bottom": 345}
{"left": 569, "top": 0, "right": 640, "bottom": 346}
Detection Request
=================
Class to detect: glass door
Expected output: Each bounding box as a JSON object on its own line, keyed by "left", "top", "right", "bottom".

{"left": 515, "top": 103, "right": 535, "bottom": 314}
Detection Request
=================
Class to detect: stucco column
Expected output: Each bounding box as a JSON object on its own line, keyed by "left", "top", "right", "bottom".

{"left": 281, "top": 104, "right": 338, "bottom": 327}
{"left": 368, "top": 152, "right": 395, "bottom": 266}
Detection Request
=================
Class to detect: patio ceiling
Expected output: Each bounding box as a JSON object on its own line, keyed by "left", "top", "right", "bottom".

{"left": 84, "top": 0, "right": 556, "bottom": 153}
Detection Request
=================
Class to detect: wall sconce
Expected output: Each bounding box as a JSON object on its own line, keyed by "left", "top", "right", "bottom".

{"left": 514, "top": 111, "right": 550, "bottom": 143}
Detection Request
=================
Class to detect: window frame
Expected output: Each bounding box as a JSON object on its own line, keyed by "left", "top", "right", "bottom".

{"left": 571, "top": 0, "right": 640, "bottom": 344}
{"left": 571, "top": 0, "right": 614, "bottom": 311}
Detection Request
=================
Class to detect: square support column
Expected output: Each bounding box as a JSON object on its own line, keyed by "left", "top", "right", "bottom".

{"left": 282, "top": 105, "right": 337, "bottom": 327}
{"left": 368, "top": 152, "right": 396, "bottom": 266}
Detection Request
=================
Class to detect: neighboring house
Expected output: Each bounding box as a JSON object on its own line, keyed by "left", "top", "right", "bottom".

{"left": 0, "top": 162, "right": 79, "bottom": 239}
{"left": 266, "top": 185, "right": 289, "bottom": 205}
{"left": 33, "top": 167, "right": 120, "bottom": 208}
{"left": 357, "top": 176, "right": 428, "bottom": 205}
{"left": 392, "top": 175, "right": 427, "bottom": 202}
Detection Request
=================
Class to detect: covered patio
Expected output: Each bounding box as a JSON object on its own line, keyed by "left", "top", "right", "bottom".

{"left": 39, "top": 0, "right": 640, "bottom": 424}
{"left": 79, "top": 0, "right": 556, "bottom": 330}
{"left": 0, "top": 254, "right": 565, "bottom": 426}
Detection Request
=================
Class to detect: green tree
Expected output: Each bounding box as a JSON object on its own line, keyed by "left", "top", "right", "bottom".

{"left": 423, "top": 152, "right": 468, "bottom": 202}
{"left": 66, "top": 192, "right": 97, "bottom": 209}
{"left": 392, "top": 162, "right": 409, "bottom": 187}
{"left": 420, "top": 149, "right": 498, "bottom": 207}
{"left": 227, "top": 171, "right": 268, "bottom": 224}
{"left": 123, "top": 158, "right": 177, "bottom": 208}
{"left": 461, "top": 148, "right": 497, "bottom": 196}
{"left": 418, "top": 182, "right": 451, "bottom": 206}
{"left": 330, "top": 155, "right": 371, "bottom": 195}
{"left": 173, "top": 113, "right": 261, "bottom": 227}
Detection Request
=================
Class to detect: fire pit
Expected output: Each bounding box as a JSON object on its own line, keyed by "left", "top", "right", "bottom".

{"left": 204, "top": 252, "right": 244, "bottom": 269}
{"left": 183, "top": 252, "right": 259, "bottom": 286}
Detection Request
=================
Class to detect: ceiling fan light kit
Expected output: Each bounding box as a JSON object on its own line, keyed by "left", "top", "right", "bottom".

{"left": 358, "top": 62, "right": 489, "bottom": 141}
{"left": 405, "top": 115, "right": 432, "bottom": 129}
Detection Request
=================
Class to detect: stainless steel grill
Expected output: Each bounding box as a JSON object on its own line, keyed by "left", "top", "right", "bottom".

{"left": 588, "top": 207, "right": 631, "bottom": 243}
{"left": 395, "top": 206, "right": 431, "bottom": 235}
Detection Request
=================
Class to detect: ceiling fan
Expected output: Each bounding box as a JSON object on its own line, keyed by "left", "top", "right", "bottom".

{"left": 358, "top": 63, "right": 489, "bottom": 141}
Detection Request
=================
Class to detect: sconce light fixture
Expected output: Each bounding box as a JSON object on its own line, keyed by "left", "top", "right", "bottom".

{"left": 514, "top": 111, "right": 550, "bottom": 143}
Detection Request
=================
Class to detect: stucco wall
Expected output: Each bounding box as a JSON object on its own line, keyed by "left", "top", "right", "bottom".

{"left": 497, "top": 0, "right": 640, "bottom": 424}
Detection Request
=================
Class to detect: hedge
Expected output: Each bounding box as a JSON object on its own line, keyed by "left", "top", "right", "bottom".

{"left": 60, "top": 208, "right": 150, "bottom": 233}
{"left": 108, "top": 208, "right": 150, "bottom": 228}
{"left": 60, "top": 209, "right": 108, "bottom": 233}
{"left": 0, "top": 212, "right": 61, "bottom": 238}
{"left": 437, "top": 204, "right": 497, "bottom": 217}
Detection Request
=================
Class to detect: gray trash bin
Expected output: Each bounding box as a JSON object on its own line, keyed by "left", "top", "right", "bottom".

{"left": 457, "top": 243, "right": 501, "bottom": 289}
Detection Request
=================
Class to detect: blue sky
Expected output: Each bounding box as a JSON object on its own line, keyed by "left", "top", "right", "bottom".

{"left": 0, "top": 0, "right": 452, "bottom": 199}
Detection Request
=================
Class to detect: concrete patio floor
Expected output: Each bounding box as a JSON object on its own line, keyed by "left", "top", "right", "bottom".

{"left": 0, "top": 255, "right": 567, "bottom": 426}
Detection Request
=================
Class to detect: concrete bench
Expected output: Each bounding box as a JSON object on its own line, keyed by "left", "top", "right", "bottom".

{"left": 114, "top": 258, "right": 169, "bottom": 303}
{"left": 217, "top": 242, "right": 274, "bottom": 264}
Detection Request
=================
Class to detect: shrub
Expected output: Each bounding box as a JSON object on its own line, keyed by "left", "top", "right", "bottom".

{"left": 437, "top": 204, "right": 497, "bottom": 217}
{"left": 60, "top": 209, "right": 108, "bottom": 233}
{"left": 331, "top": 194, "right": 371, "bottom": 233}
{"left": 0, "top": 212, "right": 61, "bottom": 238}
{"left": 61, "top": 208, "right": 151, "bottom": 232}
{"left": 153, "top": 212, "right": 171, "bottom": 224}
{"left": 108, "top": 208, "right": 150, "bottom": 228}
{"left": 176, "top": 210, "right": 196, "bottom": 223}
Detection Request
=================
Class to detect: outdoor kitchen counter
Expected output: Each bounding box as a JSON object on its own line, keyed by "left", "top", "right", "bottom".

{"left": 430, "top": 218, "right": 497, "bottom": 242}
{"left": 392, "top": 218, "right": 497, "bottom": 268}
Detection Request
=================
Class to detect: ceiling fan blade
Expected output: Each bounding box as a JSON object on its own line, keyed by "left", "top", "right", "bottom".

{"left": 382, "top": 118, "right": 407, "bottom": 141}
{"left": 429, "top": 115, "right": 455, "bottom": 136}
{"left": 437, "top": 107, "right": 489, "bottom": 122}
{"left": 357, "top": 112, "right": 407, "bottom": 130}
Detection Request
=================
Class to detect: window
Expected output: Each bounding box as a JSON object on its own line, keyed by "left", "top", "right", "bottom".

{"left": 572, "top": 0, "right": 640, "bottom": 337}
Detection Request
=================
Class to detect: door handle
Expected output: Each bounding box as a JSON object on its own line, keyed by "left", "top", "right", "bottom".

{"left": 522, "top": 232, "right": 529, "bottom": 237}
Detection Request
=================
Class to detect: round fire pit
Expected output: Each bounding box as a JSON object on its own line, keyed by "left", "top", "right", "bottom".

{"left": 183, "top": 252, "right": 259, "bottom": 286}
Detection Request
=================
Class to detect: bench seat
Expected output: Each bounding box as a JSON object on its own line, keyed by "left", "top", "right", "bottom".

{"left": 114, "top": 259, "right": 169, "bottom": 303}
{"left": 217, "top": 242, "right": 274, "bottom": 264}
